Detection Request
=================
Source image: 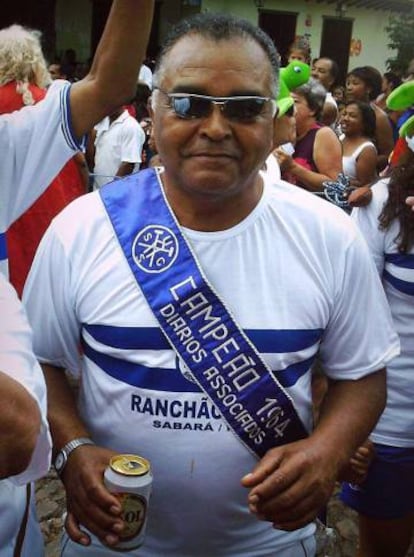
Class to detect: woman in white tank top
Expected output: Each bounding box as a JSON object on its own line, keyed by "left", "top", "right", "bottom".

{"left": 340, "top": 100, "right": 378, "bottom": 187}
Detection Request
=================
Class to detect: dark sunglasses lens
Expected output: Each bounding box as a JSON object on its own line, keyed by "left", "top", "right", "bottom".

{"left": 172, "top": 96, "right": 211, "bottom": 118}
{"left": 225, "top": 98, "right": 267, "bottom": 120}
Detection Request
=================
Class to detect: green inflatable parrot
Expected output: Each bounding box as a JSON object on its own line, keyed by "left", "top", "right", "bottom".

{"left": 386, "top": 80, "right": 414, "bottom": 138}
{"left": 276, "top": 61, "right": 310, "bottom": 117}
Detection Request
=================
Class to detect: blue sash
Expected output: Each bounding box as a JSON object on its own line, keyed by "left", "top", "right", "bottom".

{"left": 100, "top": 168, "right": 308, "bottom": 459}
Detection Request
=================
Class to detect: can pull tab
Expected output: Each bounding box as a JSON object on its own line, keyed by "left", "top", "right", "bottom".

{"left": 110, "top": 454, "right": 150, "bottom": 476}
{"left": 124, "top": 459, "right": 143, "bottom": 472}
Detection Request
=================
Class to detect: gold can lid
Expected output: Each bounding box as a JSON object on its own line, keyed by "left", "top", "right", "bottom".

{"left": 109, "top": 454, "right": 150, "bottom": 476}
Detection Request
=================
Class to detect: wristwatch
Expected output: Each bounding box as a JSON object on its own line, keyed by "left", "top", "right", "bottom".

{"left": 54, "top": 437, "right": 95, "bottom": 476}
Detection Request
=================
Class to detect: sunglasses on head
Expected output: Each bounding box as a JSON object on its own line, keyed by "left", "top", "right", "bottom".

{"left": 156, "top": 89, "right": 277, "bottom": 122}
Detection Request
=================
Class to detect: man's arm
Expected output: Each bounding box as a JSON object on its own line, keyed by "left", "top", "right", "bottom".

{"left": 116, "top": 161, "right": 136, "bottom": 177}
{"left": 42, "top": 364, "right": 123, "bottom": 548}
{"left": 0, "top": 371, "right": 41, "bottom": 478}
{"left": 0, "top": 275, "right": 51, "bottom": 481}
{"left": 242, "top": 370, "right": 386, "bottom": 531}
{"left": 70, "top": 0, "right": 154, "bottom": 139}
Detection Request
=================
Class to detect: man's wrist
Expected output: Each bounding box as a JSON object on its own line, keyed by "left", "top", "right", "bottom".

{"left": 54, "top": 437, "right": 95, "bottom": 476}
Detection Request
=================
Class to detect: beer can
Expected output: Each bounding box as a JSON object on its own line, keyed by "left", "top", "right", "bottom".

{"left": 104, "top": 454, "right": 152, "bottom": 551}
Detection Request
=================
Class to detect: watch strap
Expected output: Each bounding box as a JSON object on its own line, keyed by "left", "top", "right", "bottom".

{"left": 54, "top": 437, "right": 95, "bottom": 475}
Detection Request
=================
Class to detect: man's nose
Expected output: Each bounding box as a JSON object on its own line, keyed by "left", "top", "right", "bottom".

{"left": 199, "top": 104, "right": 232, "bottom": 139}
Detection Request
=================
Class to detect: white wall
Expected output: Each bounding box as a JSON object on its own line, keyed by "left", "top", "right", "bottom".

{"left": 202, "top": 0, "right": 396, "bottom": 75}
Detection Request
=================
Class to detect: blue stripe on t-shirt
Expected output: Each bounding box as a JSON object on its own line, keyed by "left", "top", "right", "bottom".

{"left": 82, "top": 334, "right": 317, "bottom": 391}
{"left": 60, "top": 83, "right": 85, "bottom": 151}
{"left": 383, "top": 269, "right": 414, "bottom": 296}
{"left": 385, "top": 253, "right": 414, "bottom": 269}
{"left": 277, "top": 356, "right": 316, "bottom": 387}
{"left": 82, "top": 339, "right": 201, "bottom": 393}
{"left": 83, "top": 324, "right": 323, "bottom": 353}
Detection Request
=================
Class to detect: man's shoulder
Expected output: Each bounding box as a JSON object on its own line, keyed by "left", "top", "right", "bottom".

{"left": 51, "top": 191, "right": 105, "bottom": 236}
{"left": 123, "top": 111, "right": 143, "bottom": 131}
{"left": 265, "top": 180, "right": 358, "bottom": 240}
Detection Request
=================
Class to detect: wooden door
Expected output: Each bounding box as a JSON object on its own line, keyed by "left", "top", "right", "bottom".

{"left": 320, "top": 17, "right": 353, "bottom": 86}
{"left": 259, "top": 10, "right": 298, "bottom": 66}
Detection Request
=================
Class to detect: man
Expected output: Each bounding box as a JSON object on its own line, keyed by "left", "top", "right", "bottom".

{"left": 311, "top": 56, "right": 339, "bottom": 126}
{"left": 0, "top": 25, "right": 87, "bottom": 296}
{"left": 0, "top": 0, "right": 154, "bottom": 278}
{"left": 49, "top": 62, "right": 67, "bottom": 80}
{"left": 0, "top": 275, "right": 51, "bottom": 556}
{"left": 24, "top": 13, "right": 398, "bottom": 557}
{"left": 0, "top": 2, "right": 153, "bottom": 556}
{"left": 90, "top": 106, "right": 146, "bottom": 189}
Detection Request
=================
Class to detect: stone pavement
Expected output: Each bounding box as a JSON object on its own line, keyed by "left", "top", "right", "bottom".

{"left": 36, "top": 470, "right": 65, "bottom": 557}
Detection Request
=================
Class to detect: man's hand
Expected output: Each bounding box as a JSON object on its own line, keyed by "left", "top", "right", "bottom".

{"left": 241, "top": 437, "right": 338, "bottom": 531}
{"left": 60, "top": 444, "right": 124, "bottom": 547}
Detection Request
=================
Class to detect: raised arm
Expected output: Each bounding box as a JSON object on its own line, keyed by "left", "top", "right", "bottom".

{"left": 70, "top": 0, "right": 154, "bottom": 139}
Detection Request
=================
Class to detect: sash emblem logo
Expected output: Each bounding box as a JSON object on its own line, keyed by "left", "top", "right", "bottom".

{"left": 132, "top": 225, "right": 179, "bottom": 273}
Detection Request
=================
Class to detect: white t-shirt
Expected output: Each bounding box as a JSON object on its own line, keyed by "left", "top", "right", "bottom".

{"left": 353, "top": 178, "right": 414, "bottom": 447}
{"left": 261, "top": 152, "right": 281, "bottom": 183}
{"left": 0, "top": 274, "right": 51, "bottom": 556}
{"left": 24, "top": 173, "right": 399, "bottom": 556}
{"left": 0, "top": 79, "right": 79, "bottom": 278}
{"left": 93, "top": 110, "right": 145, "bottom": 189}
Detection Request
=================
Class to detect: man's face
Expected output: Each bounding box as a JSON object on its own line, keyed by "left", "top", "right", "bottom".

{"left": 151, "top": 35, "right": 277, "bottom": 200}
{"left": 48, "top": 64, "right": 62, "bottom": 80}
{"left": 311, "top": 58, "right": 333, "bottom": 90}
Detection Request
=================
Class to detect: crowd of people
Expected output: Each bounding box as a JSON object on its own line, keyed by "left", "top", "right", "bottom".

{"left": 1, "top": 2, "right": 414, "bottom": 556}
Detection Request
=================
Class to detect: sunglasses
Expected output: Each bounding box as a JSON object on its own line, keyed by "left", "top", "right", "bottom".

{"left": 156, "top": 89, "right": 277, "bottom": 122}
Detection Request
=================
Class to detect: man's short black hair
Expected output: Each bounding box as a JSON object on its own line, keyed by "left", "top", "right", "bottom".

{"left": 153, "top": 12, "right": 280, "bottom": 96}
